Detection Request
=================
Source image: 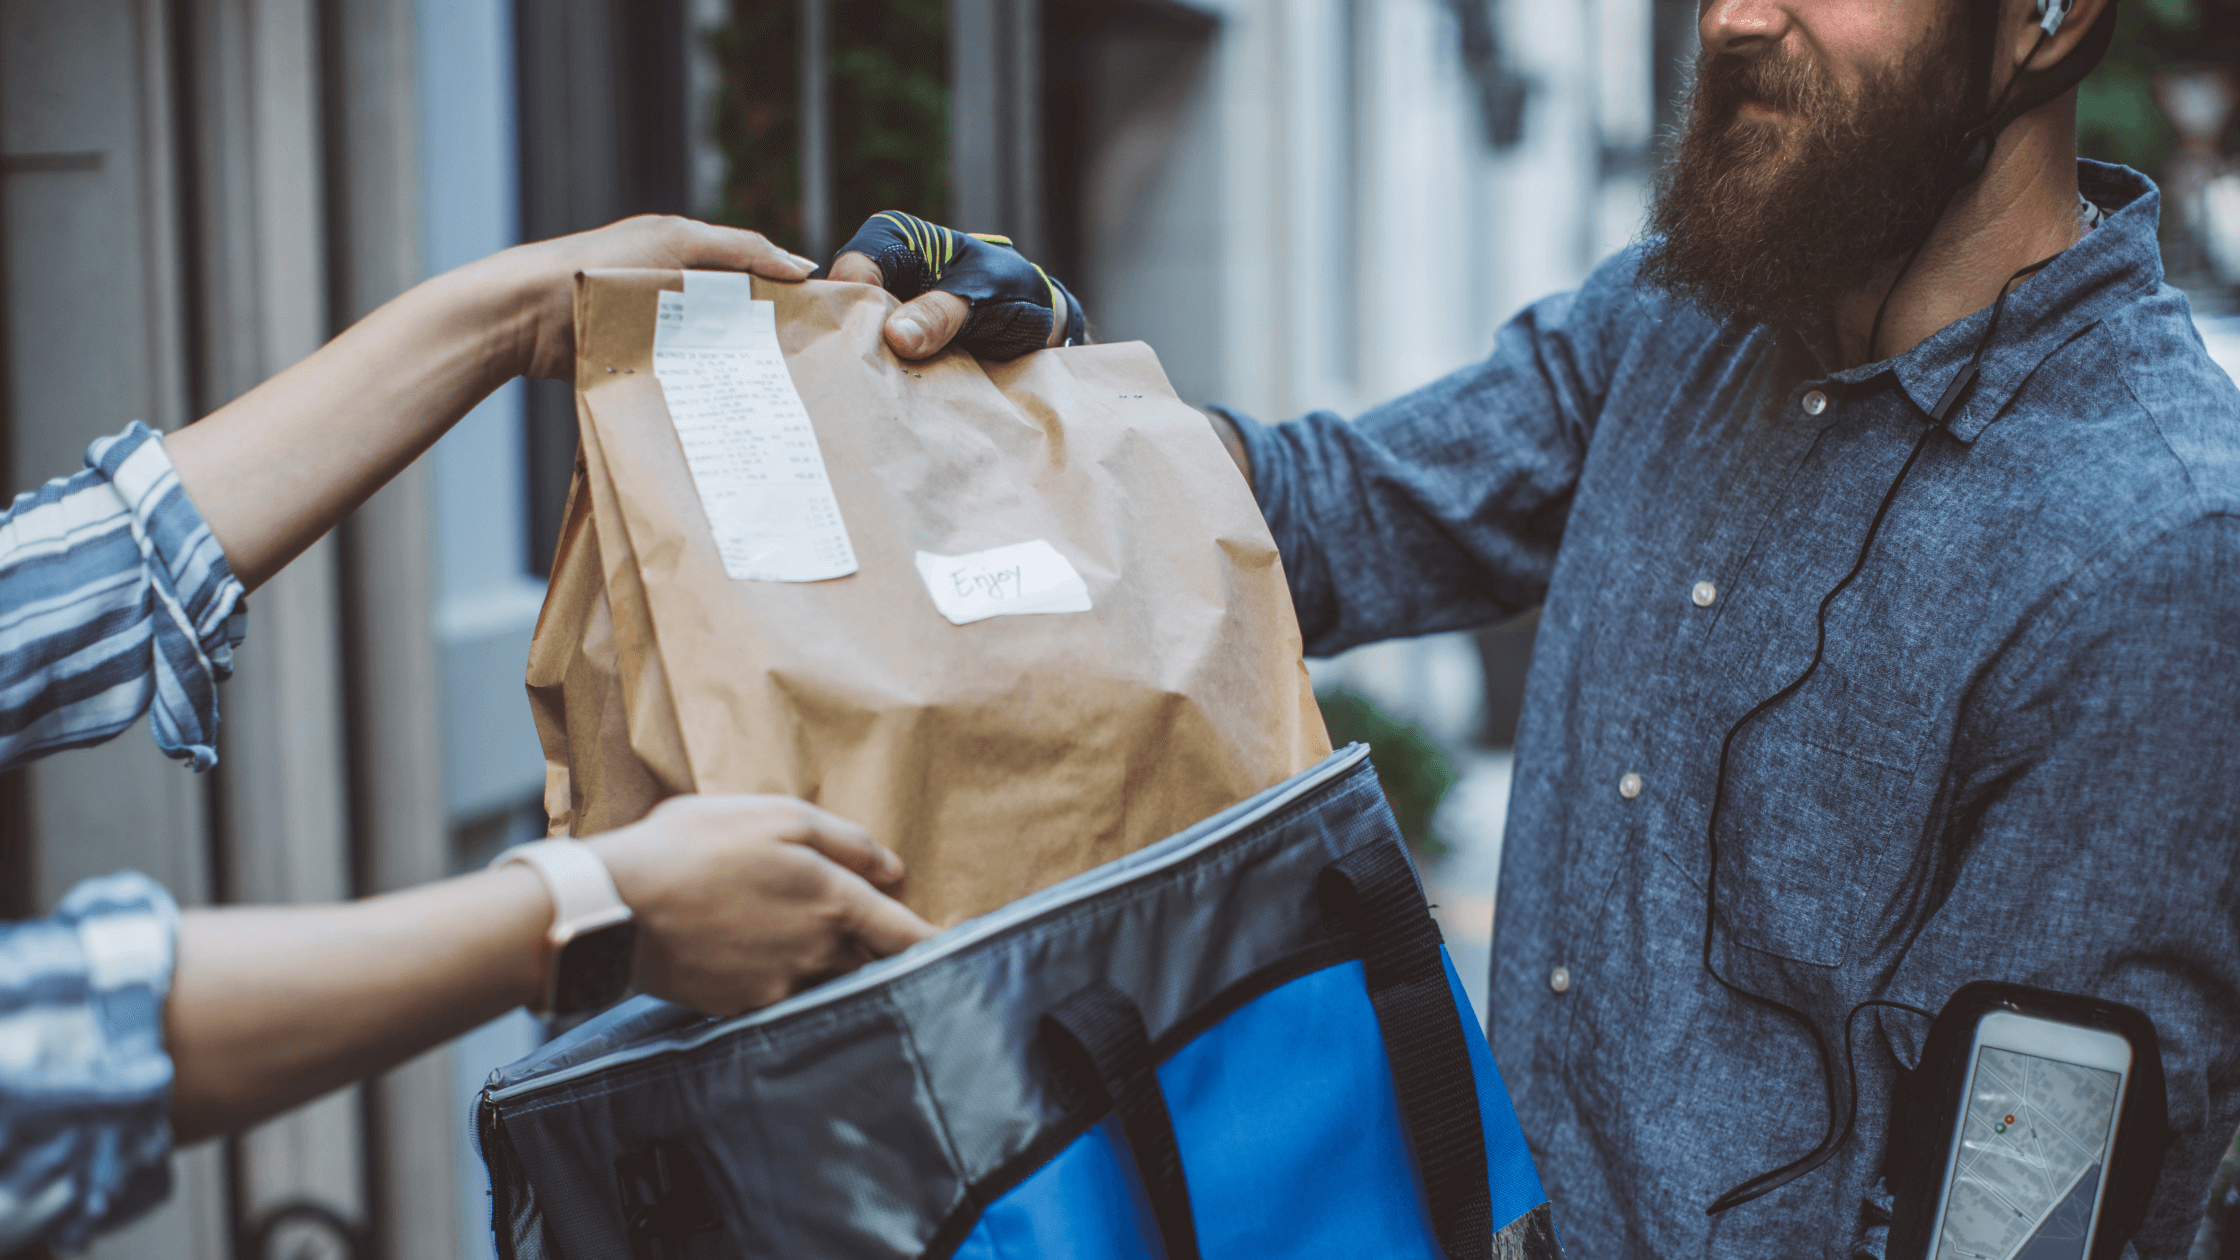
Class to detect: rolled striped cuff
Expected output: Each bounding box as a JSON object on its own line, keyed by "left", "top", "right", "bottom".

{"left": 84, "top": 423, "right": 247, "bottom": 771}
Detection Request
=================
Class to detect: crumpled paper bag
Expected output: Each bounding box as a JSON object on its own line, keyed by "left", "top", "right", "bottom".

{"left": 528, "top": 270, "right": 1329, "bottom": 925}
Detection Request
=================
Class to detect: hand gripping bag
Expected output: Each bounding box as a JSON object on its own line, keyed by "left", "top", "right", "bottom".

{"left": 475, "top": 747, "right": 1565, "bottom": 1259}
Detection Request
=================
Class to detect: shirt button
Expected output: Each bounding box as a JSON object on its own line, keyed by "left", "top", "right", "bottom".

{"left": 1691, "top": 580, "right": 1717, "bottom": 608}
{"left": 1802, "top": 389, "right": 1830, "bottom": 416}
{"left": 1619, "top": 772, "right": 1643, "bottom": 799}
{"left": 1549, "top": 965, "right": 1574, "bottom": 994}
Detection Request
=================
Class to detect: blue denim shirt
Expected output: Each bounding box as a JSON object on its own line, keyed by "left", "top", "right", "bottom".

{"left": 1230, "top": 162, "right": 2240, "bottom": 1258}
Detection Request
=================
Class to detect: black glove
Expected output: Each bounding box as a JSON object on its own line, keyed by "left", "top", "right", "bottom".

{"left": 832, "top": 211, "right": 1087, "bottom": 360}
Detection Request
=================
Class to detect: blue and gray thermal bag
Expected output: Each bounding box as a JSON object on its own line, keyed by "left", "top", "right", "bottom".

{"left": 475, "top": 746, "right": 1563, "bottom": 1258}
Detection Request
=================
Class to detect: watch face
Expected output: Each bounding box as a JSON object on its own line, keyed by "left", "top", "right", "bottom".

{"left": 552, "top": 919, "right": 640, "bottom": 1017}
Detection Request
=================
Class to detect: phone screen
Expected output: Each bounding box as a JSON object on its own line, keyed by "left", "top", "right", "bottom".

{"left": 1933, "top": 1045, "right": 2123, "bottom": 1260}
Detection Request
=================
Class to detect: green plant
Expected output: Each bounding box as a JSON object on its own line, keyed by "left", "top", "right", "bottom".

{"left": 829, "top": 0, "right": 949, "bottom": 229}
{"left": 709, "top": 0, "right": 949, "bottom": 256}
{"left": 2075, "top": 0, "right": 2240, "bottom": 178}
{"left": 1317, "top": 688, "right": 1459, "bottom": 855}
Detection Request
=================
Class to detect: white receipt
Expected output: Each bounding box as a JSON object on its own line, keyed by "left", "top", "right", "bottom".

{"left": 914, "top": 541, "right": 1092, "bottom": 626}
{"left": 651, "top": 272, "right": 857, "bottom": 582}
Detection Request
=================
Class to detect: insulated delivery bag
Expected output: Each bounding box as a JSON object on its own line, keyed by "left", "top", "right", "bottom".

{"left": 476, "top": 747, "right": 1564, "bottom": 1259}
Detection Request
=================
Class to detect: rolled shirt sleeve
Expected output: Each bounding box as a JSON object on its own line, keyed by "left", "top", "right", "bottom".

{"left": 1222, "top": 248, "right": 1640, "bottom": 659}
{"left": 0, "top": 421, "right": 247, "bottom": 773}
{"left": 0, "top": 872, "right": 181, "bottom": 1253}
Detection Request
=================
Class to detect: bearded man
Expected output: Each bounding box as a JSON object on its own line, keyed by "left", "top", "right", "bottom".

{"left": 830, "top": 0, "right": 2235, "bottom": 1249}
{"left": 1195, "top": 0, "right": 2238, "bottom": 1253}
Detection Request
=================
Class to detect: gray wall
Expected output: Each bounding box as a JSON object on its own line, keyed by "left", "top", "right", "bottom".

{"left": 1, "top": 3, "right": 229, "bottom": 1252}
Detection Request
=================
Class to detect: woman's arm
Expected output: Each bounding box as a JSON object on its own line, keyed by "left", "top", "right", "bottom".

{"left": 166, "top": 793, "right": 935, "bottom": 1142}
{"left": 161, "top": 217, "right": 818, "bottom": 591}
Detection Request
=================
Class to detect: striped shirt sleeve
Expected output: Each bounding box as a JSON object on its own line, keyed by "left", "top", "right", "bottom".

{"left": 0, "top": 872, "right": 180, "bottom": 1253}
{"left": 0, "top": 422, "right": 247, "bottom": 773}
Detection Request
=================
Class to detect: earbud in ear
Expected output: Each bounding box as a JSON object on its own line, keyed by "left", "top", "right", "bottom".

{"left": 2034, "top": 0, "right": 2074, "bottom": 36}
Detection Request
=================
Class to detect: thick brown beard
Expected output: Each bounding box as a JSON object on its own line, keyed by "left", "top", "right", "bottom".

{"left": 1640, "top": 16, "right": 1973, "bottom": 331}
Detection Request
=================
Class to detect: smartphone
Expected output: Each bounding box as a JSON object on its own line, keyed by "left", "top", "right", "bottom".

{"left": 1926, "top": 1009, "right": 2134, "bottom": 1260}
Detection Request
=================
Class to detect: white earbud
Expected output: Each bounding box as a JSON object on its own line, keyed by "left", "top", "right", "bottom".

{"left": 2035, "top": 0, "right": 2074, "bottom": 36}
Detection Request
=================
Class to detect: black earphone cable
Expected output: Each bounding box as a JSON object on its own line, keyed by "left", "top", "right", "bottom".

{"left": 1866, "top": 27, "right": 2053, "bottom": 365}
{"left": 1697, "top": 422, "right": 1937, "bottom": 1216}
{"left": 1701, "top": 253, "right": 2058, "bottom": 1215}
{"left": 1705, "top": 999, "right": 1937, "bottom": 1214}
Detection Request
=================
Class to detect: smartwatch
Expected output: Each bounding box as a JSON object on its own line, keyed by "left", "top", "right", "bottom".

{"left": 491, "top": 839, "right": 640, "bottom": 1018}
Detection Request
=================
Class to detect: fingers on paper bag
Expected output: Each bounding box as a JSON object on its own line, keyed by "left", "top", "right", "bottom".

{"left": 834, "top": 872, "right": 940, "bottom": 957}
{"left": 672, "top": 218, "right": 816, "bottom": 279}
{"left": 825, "top": 247, "right": 973, "bottom": 360}
{"left": 787, "top": 811, "right": 908, "bottom": 888}
{"left": 887, "top": 291, "right": 970, "bottom": 360}
{"left": 828, "top": 252, "right": 885, "bottom": 286}
{"left": 830, "top": 210, "right": 1066, "bottom": 360}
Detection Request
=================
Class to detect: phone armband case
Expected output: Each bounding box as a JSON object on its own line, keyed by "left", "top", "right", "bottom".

{"left": 1884, "top": 981, "right": 2173, "bottom": 1260}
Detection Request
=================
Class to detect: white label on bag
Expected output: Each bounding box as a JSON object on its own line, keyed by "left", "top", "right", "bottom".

{"left": 914, "top": 541, "right": 1092, "bottom": 625}
{"left": 651, "top": 272, "right": 857, "bottom": 582}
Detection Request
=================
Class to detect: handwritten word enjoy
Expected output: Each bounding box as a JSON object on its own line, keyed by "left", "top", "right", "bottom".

{"left": 951, "top": 565, "right": 1026, "bottom": 602}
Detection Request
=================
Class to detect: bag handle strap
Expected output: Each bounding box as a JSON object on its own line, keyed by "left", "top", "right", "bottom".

{"left": 1321, "top": 843, "right": 1493, "bottom": 1260}
{"left": 1042, "top": 980, "right": 1202, "bottom": 1260}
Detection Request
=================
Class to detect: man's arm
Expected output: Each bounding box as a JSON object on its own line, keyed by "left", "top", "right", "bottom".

{"left": 1210, "top": 254, "right": 1640, "bottom": 657}
{"left": 1205, "top": 408, "right": 1254, "bottom": 491}
{"left": 166, "top": 794, "right": 934, "bottom": 1142}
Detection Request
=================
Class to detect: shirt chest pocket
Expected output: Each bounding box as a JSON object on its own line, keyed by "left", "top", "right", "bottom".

{"left": 1708, "top": 694, "right": 1936, "bottom": 968}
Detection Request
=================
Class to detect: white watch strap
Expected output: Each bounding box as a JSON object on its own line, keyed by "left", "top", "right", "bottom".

{"left": 490, "top": 839, "right": 628, "bottom": 938}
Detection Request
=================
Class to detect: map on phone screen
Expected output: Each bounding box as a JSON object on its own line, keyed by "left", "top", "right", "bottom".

{"left": 1934, "top": 1047, "right": 2122, "bottom": 1260}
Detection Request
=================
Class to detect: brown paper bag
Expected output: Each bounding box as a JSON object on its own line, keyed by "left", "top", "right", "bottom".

{"left": 528, "top": 270, "right": 1330, "bottom": 924}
